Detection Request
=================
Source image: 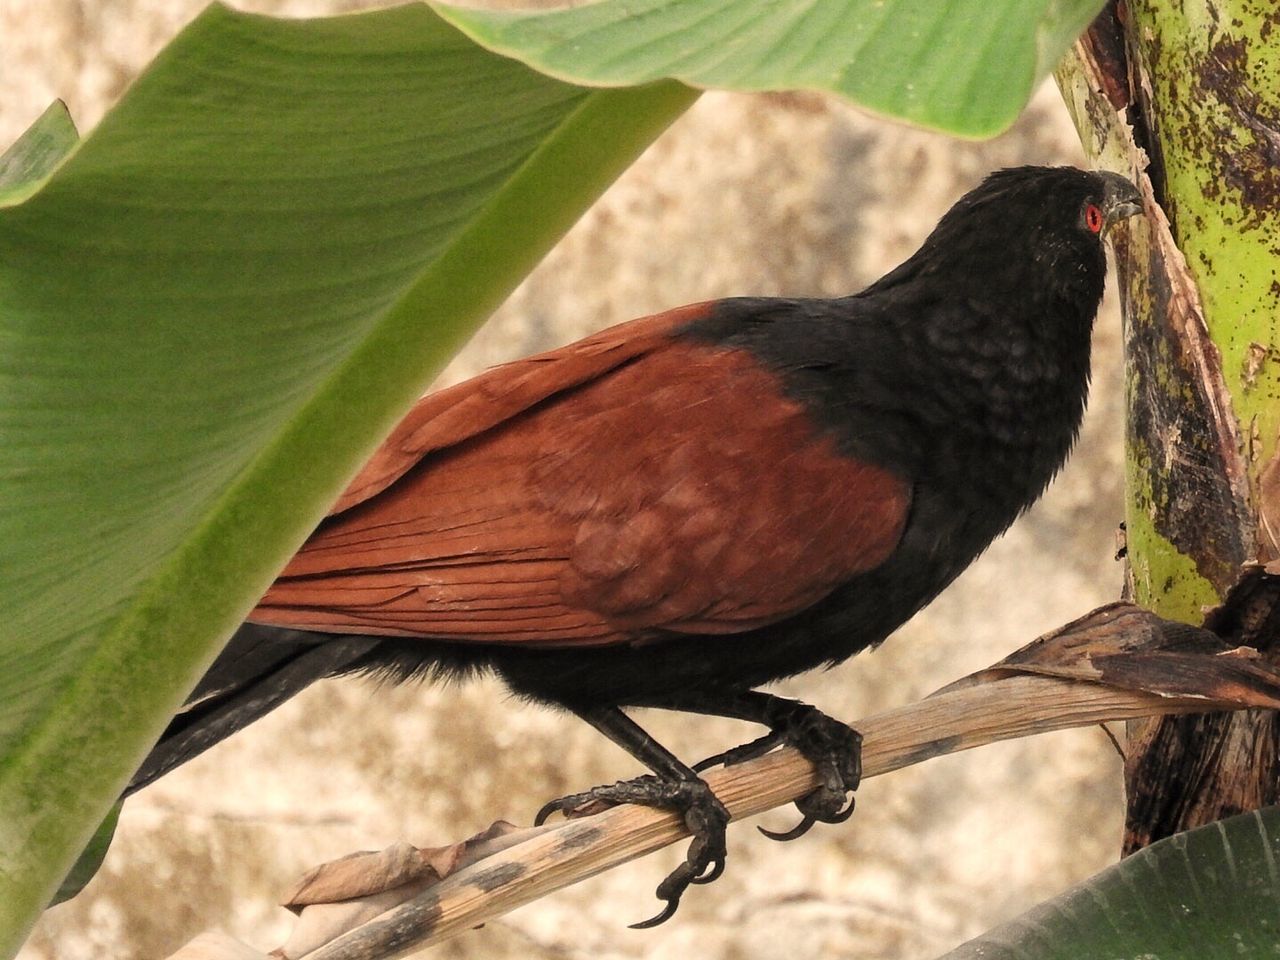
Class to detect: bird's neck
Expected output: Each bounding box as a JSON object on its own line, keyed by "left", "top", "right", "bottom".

{"left": 677, "top": 288, "right": 1099, "bottom": 507}
{"left": 889, "top": 278, "right": 1097, "bottom": 489}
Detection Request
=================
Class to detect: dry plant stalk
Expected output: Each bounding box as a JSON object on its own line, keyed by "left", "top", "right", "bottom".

{"left": 163, "top": 603, "right": 1280, "bottom": 960}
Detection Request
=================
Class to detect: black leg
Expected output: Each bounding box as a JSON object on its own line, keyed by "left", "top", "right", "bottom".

{"left": 534, "top": 705, "right": 729, "bottom": 928}
{"left": 649, "top": 690, "right": 862, "bottom": 841}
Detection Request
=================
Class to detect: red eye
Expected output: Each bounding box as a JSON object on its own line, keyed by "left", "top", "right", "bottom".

{"left": 1084, "top": 203, "right": 1104, "bottom": 234}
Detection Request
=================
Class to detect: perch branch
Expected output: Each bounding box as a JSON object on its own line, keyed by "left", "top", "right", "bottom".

{"left": 282, "top": 604, "right": 1280, "bottom": 960}
{"left": 163, "top": 602, "right": 1280, "bottom": 960}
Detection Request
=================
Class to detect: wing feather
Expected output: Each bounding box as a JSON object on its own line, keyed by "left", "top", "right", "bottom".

{"left": 253, "top": 305, "right": 911, "bottom": 647}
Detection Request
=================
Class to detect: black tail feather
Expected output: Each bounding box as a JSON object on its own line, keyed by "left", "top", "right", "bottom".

{"left": 125, "top": 623, "right": 379, "bottom": 797}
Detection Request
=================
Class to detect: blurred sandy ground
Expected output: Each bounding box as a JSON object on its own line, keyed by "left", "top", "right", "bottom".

{"left": 3, "top": 2, "right": 1127, "bottom": 957}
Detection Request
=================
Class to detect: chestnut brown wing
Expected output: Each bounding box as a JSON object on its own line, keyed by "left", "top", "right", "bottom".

{"left": 329, "top": 305, "right": 713, "bottom": 514}
{"left": 254, "top": 308, "right": 911, "bottom": 647}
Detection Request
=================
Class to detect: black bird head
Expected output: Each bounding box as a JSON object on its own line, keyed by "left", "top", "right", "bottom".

{"left": 936, "top": 165, "right": 1143, "bottom": 238}
{"left": 945, "top": 165, "right": 1142, "bottom": 265}
{"left": 869, "top": 166, "right": 1143, "bottom": 315}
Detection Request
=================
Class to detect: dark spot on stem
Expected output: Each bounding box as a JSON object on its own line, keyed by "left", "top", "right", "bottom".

{"left": 343, "top": 895, "right": 442, "bottom": 957}
{"left": 471, "top": 862, "right": 526, "bottom": 893}
{"left": 1195, "top": 35, "right": 1280, "bottom": 229}
{"left": 893, "top": 735, "right": 965, "bottom": 771}
{"left": 557, "top": 824, "right": 603, "bottom": 851}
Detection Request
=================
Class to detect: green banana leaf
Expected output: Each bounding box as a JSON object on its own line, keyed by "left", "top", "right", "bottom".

{"left": 0, "top": 2, "right": 695, "bottom": 948}
{"left": 432, "top": 0, "right": 1107, "bottom": 137}
{"left": 942, "top": 805, "right": 1280, "bottom": 958}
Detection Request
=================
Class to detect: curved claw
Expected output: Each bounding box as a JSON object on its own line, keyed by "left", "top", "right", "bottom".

{"left": 692, "top": 752, "right": 729, "bottom": 774}
{"left": 690, "top": 856, "right": 726, "bottom": 885}
{"left": 533, "top": 798, "right": 561, "bottom": 827}
{"left": 629, "top": 896, "right": 680, "bottom": 930}
{"left": 826, "top": 794, "right": 856, "bottom": 824}
{"left": 759, "top": 790, "right": 857, "bottom": 842}
{"left": 538, "top": 773, "right": 727, "bottom": 928}
{"left": 534, "top": 789, "right": 605, "bottom": 826}
{"left": 758, "top": 814, "right": 816, "bottom": 842}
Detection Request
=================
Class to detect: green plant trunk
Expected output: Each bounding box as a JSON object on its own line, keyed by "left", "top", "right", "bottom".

{"left": 1057, "top": 1, "right": 1280, "bottom": 854}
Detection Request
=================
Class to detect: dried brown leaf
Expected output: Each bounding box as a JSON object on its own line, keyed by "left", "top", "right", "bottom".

{"left": 282, "top": 822, "right": 531, "bottom": 910}
{"left": 283, "top": 842, "right": 431, "bottom": 911}
{"left": 278, "top": 822, "right": 545, "bottom": 958}
{"left": 949, "top": 602, "right": 1280, "bottom": 708}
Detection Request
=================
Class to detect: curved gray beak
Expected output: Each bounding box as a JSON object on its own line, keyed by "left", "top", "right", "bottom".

{"left": 1098, "top": 172, "right": 1143, "bottom": 231}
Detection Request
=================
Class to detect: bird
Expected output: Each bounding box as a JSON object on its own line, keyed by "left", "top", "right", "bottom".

{"left": 126, "top": 165, "right": 1143, "bottom": 926}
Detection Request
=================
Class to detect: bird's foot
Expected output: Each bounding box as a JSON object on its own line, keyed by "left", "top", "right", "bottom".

{"left": 535, "top": 774, "right": 729, "bottom": 928}
{"left": 695, "top": 701, "right": 861, "bottom": 842}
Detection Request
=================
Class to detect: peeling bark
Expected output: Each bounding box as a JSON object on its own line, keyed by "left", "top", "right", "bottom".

{"left": 1258, "top": 447, "right": 1280, "bottom": 558}
{"left": 1122, "top": 188, "right": 1254, "bottom": 595}
{"left": 1124, "top": 568, "right": 1280, "bottom": 851}
{"left": 1058, "top": 1, "right": 1280, "bottom": 857}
